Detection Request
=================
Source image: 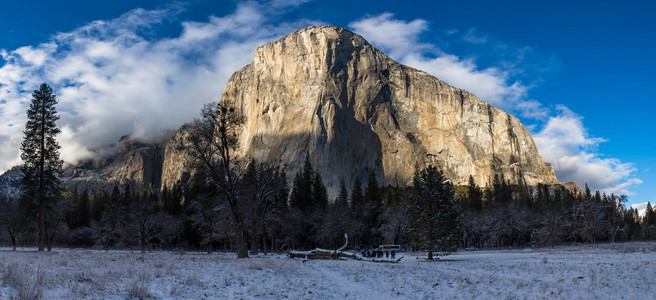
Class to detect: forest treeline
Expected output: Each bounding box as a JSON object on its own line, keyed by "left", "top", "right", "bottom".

{"left": 0, "top": 159, "right": 650, "bottom": 253}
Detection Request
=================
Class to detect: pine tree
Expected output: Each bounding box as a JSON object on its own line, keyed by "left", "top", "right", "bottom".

{"left": 585, "top": 183, "right": 592, "bottom": 201}
{"left": 351, "top": 177, "right": 364, "bottom": 207}
{"left": 90, "top": 191, "right": 105, "bottom": 222}
{"left": 335, "top": 178, "right": 349, "bottom": 207}
{"left": 406, "top": 165, "right": 461, "bottom": 260}
{"left": 364, "top": 171, "right": 381, "bottom": 205}
{"left": 312, "top": 172, "right": 328, "bottom": 209}
{"left": 492, "top": 174, "right": 502, "bottom": 202}
{"left": 76, "top": 189, "right": 90, "bottom": 227}
{"left": 644, "top": 202, "right": 655, "bottom": 226}
{"left": 467, "top": 175, "right": 483, "bottom": 212}
{"left": 123, "top": 184, "right": 132, "bottom": 206}
{"left": 20, "top": 83, "right": 63, "bottom": 251}
{"left": 110, "top": 185, "right": 121, "bottom": 207}
{"left": 290, "top": 155, "right": 315, "bottom": 211}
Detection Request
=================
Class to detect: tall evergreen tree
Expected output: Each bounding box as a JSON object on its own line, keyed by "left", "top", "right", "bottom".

{"left": 20, "top": 83, "right": 63, "bottom": 251}
{"left": 290, "top": 155, "right": 315, "bottom": 211}
{"left": 351, "top": 177, "right": 364, "bottom": 207}
{"left": 76, "top": 189, "right": 91, "bottom": 227}
{"left": 492, "top": 173, "right": 512, "bottom": 203}
{"left": 123, "top": 184, "right": 133, "bottom": 205}
{"left": 585, "top": 183, "right": 592, "bottom": 200}
{"left": 516, "top": 176, "right": 532, "bottom": 207}
{"left": 311, "top": 172, "right": 328, "bottom": 209}
{"left": 644, "top": 202, "right": 655, "bottom": 226}
{"left": 594, "top": 190, "right": 602, "bottom": 202}
{"left": 467, "top": 175, "right": 483, "bottom": 212}
{"left": 406, "top": 165, "right": 461, "bottom": 260}
{"left": 364, "top": 171, "right": 382, "bottom": 205}
{"left": 335, "top": 178, "right": 349, "bottom": 207}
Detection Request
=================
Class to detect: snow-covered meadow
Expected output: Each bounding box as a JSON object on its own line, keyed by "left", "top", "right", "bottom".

{"left": 1, "top": 242, "right": 655, "bottom": 299}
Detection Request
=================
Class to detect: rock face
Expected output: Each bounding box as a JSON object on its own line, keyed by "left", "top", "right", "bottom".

{"left": 161, "top": 125, "right": 197, "bottom": 189}
{"left": 216, "top": 25, "right": 558, "bottom": 197}
{"left": 61, "top": 139, "right": 165, "bottom": 192}
{"left": 102, "top": 141, "right": 164, "bottom": 190}
{"left": 561, "top": 181, "right": 584, "bottom": 196}
{"left": 0, "top": 166, "right": 23, "bottom": 200}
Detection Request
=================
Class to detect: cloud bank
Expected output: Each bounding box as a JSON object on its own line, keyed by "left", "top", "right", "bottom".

{"left": 0, "top": 2, "right": 314, "bottom": 171}
{"left": 349, "top": 13, "right": 528, "bottom": 108}
{"left": 534, "top": 106, "right": 642, "bottom": 195}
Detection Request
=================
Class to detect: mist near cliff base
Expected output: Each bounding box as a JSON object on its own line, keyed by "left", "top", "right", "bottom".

{"left": 0, "top": 4, "right": 314, "bottom": 171}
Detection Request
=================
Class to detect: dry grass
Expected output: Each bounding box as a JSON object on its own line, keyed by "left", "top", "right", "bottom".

{"left": 126, "top": 280, "right": 151, "bottom": 300}
{"left": 2, "top": 262, "right": 44, "bottom": 300}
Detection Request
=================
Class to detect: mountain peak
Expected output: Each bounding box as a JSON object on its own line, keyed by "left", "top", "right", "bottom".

{"left": 209, "top": 25, "right": 560, "bottom": 199}
{"left": 260, "top": 25, "right": 358, "bottom": 49}
{"left": 252, "top": 25, "right": 374, "bottom": 71}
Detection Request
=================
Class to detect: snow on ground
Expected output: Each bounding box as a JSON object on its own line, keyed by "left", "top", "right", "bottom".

{"left": 1, "top": 242, "right": 656, "bottom": 299}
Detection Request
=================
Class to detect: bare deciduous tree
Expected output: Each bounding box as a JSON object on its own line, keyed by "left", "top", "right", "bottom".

{"left": 241, "top": 161, "right": 288, "bottom": 255}
{"left": 189, "top": 193, "right": 231, "bottom": 254}
{"left": 186, "top": 102, "right": 248, "bottom": 258}
{"left": 0, "top": 194, "right": 20, "bottom": 250}
{"left": 125, "top": 200, "right": 166, "bottom": 254}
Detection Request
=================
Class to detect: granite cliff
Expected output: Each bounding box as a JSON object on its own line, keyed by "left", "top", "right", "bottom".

{"left": 162, "top": 25, "right": 559, "bottom": 197}
{"left": 57, "top": 139, "right": 165, "bottom": 192}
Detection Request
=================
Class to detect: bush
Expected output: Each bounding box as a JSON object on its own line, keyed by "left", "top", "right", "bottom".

{"left": 3, "top": 263, "right": 44, "bottom": 300}
{"left": 127, "top": 280, "right": 151, "bottom": 299}
{"left": 70, "top": 227, "right": 96, "bottom": 248}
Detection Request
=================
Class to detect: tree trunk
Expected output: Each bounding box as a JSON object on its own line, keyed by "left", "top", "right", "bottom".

{"left": 47, "top": 218, "right": 60, "bottom": 252}
{"left": 10, "top": 232, "right": 16, "bottom": 251}
{"left": 38, "top": 195, "right": 45, "bottom": 251}
{"left": 262, "top": 234, "right": 267, "bottom": 255}
{"left": 47, "top": 231, "right": 55, "bottom": 252}
{"left": 251, "top": 234, "right": 257, "bottom": 255}
{"left": 208, "top": 230, "right": 213, "bottom": 254}
{"left": 141, "top": 237, "right": 146, "bottom": 254}
{"left": 427, "top": 248, "right": 433, "bottom": 260}
{"left": 237, "top": 230, "right": 249, "bottom": 258}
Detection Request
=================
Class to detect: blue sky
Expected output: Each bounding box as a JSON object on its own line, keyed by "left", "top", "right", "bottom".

{"left": 0, "top": 0, "right": 654, "bottom": 207}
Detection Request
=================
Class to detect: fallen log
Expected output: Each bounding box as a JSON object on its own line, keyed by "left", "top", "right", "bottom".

{"left": 287, "top": 234, "right": 402, "bottom": 263}
{"left": 354, "top": 254, "right": 404, "bottom": 263}
{"left": 288, "top": 248, "right": 355, "bottom": 260}
{"left": 289, "top": 233, "right": 351, "bottom": 260}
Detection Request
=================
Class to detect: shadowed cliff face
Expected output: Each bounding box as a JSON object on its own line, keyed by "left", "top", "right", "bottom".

{"left": 57, "top": 139, "right": 165, "bottom": 193}
{"left": 102, "top": 142, "right": 164, "bottom": 189}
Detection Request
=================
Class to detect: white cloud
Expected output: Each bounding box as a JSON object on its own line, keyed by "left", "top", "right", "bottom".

{"left": 0, "top": 2, "right": 316, "bottom": 172}
{"left": 348, "top": 13, "right": 429, "bottom": 58}
{"left": 516, "top": 100, "right": 550, "bottom": 120}
{"left": 269, "top": 0, "right": 312, "bottom": 8}
{"left": 349, "top": 14, "right": 529, "bottom": 107}
{"left": 463, "top": 28, "right": 488, "bottom": 44}
{"left": 631, "top": 202, "right": 649, "bottom": 217}
{"left": 534, "top": 106, "right": 641, "bottom": 195}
